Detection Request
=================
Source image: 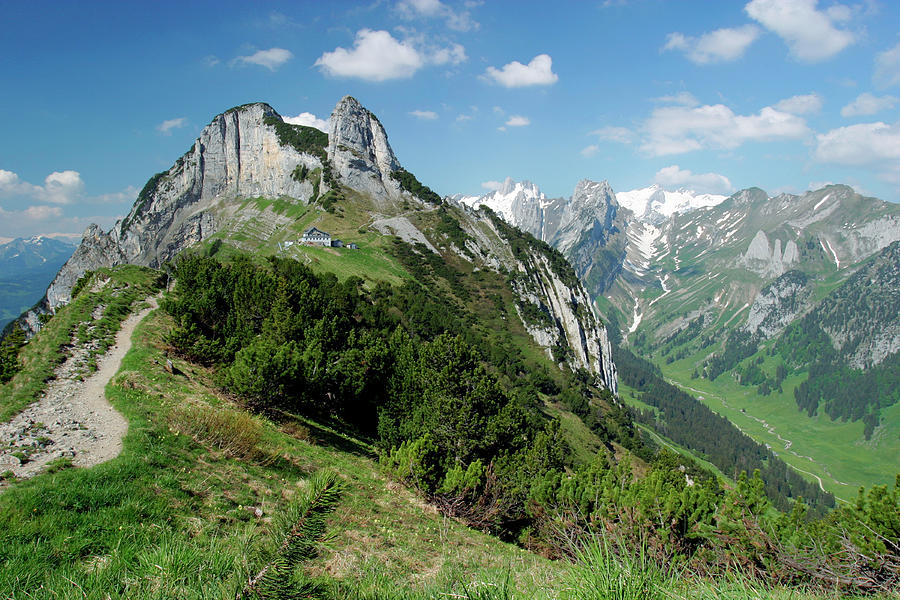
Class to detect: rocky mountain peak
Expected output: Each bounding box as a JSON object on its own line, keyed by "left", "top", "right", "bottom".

{"left": 327, "top": 96, "right": 401, "bottom": 204}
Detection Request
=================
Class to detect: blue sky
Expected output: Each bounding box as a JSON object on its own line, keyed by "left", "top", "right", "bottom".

{"left": 1, "top": 0, "right": 899, "bottom": 239}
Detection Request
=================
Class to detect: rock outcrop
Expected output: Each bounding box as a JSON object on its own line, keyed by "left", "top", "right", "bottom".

{"left": 745, "top": 270, "right": 811, "bottom": 339}
{"left": 740, "top": 230, "right": 799, "bottom": 278}
{"left": 27, "top": 96, "right": 620, "bottom": 392}
{"left": 27, "top": 103, "right": 328, "bottom": 331}
{"left": 327, "top": 96, "right": 403, "bottom": 209}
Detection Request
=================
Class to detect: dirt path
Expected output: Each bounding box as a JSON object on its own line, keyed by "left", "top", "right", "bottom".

{"left": 0, "top": 296, "right": 159, "bottom": 482}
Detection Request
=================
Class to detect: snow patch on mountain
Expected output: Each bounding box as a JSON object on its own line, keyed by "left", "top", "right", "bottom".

{"left": 616, "top": 184, "right": 726, "bottom": 223}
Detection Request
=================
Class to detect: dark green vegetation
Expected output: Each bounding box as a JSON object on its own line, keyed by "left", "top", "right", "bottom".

{"left": 775, "top": 241, "right": 900, "bottom": 437}
{"left": 391, "top": 168, "right": 442, "bottom": 204}
{"left": 156, "top": 250, "right": 900, "bottom": 595}
{"left": 0, "top": 258, "right": 897, "bottom": 598}
{"left": 121, "top": 171, "right": 166, "bottom": 234}
{"left": 262, "top": 116, "right": 328, "bottom": 163}
{"left": 0, "top": 325, "right": 24, "bottom": 383}
{"left": 615, "top": 345, "right": 835, "bottom": 514}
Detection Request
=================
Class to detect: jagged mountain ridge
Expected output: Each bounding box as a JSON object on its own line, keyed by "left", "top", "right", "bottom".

{"left": 23, "top": 97, "right": 616, "bottom": 391}
{"left": 459, "top": 177, "right": 900, "bottom": 347}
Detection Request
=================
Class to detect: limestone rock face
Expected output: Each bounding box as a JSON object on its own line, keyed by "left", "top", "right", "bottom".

{"left": 745, "top": 270, "right": 811, "bottom": 339}
{"left": 740, "top": 230, "right": 798, "bottom": 278}
{"left": 327, "top": 96, "right": 402, "bottom": 208}
{"left": 32, "top": 103, "right": 324, "bottom": 327}
{"left": 474, "top": 211, "right": 618, "bottom": 393}
{"left": 551, "top": 180, "right": 619, "bottom": 254}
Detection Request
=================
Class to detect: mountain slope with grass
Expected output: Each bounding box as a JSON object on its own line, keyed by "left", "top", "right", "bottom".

{"left": 2, "top": 96, "right": 898, "bottom": 598}
{"left": 463, "top": 176, "right": 900, "bottom": 496}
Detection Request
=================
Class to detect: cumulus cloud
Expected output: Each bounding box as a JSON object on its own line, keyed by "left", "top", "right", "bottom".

{"left": 874, "top": 43, "right": 900, "bottom": 88}
{"left": 0, "top": 169, "right": 85, "bottom": 205}
{"left": 315, "top": 29, "right": 462, "bottom": 81}
{"left": 663, "top": 25, "right": 760, "bottom": 64}
{"left": 505, "top": 115, "right": 530, "bottom": 127}
{"left": 841, "top": 93, "right": 897, "bottom": 117}
{"left": 640, "top": 102, "right": 811, "bottom": 156}
{"left": 815, "top": 121, "right": 900, "bottom": 169}
{"left": 396, "top": 0, "right": 479, "bottom": 31}
{"left": 410, "top": 110, "right": 439, "bottom": 120}
{"left": 157, "top": 117, "right": 187, "bottom": 135}
{"left": 481, "top": 180, "right": 503, "bottom": 191}
{"left": 483, "top": 54, "right": 558, "bottom": 87}
{"left": 580, "top": 145, "right": 600, "bottom": 157}
{"left": 745, "top": 0, "right": 855, "bottom": 62}
{"left": 653, "top": 165, "right": 733, "bottom": 194}
{"left": 774, "top": 93, "right": 823, "bottom": 115}
{"left": 427, "top": 42, "right": 467, "bottom": 66}
{"left": 233, "top": 47, "right": 294, "bottom": 70}
{"left": 284, "top": 112, "right": 330, "bottom": 132}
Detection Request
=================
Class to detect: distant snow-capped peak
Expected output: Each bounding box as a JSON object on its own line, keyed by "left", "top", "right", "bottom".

{"left": 616, "top": 184, "right": 726, "bottom": 222}
{"left": 458, "top": 176, "right": 549, "bottom": 222}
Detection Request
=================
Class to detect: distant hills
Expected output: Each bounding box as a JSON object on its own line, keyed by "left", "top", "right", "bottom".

{"left": 0, "top": 236, "right": 75, "bottom": 330}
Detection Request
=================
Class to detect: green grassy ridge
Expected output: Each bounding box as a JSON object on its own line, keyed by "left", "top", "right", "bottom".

{"left": 0, "top": 302, "right": 568, "bottom": 598}
{"left": 1, "top": 286, "right": 882, "bottom": 599}
{"left": 0, "top": 265, "right": 162, "bottom": 422}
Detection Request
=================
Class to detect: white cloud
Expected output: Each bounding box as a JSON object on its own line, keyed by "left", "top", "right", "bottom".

{"left": 505, "top": 115, "right": 530, "bottom": 127}
{"left": 396, "top": 0, "right": 479, "bottom": 31}
{"left": 42, "top": 171, "right": 85, "bottom": 204}
{"left": 481, "top": 180, "right": 503, "bottom": 191}
{"left": 157, "top": 117, "right": 187, "bottom": 135}
{"left": 774, "top": 93, "right": 823, "bottom": 115}
{"left": 641, "top": 102, "right": 811, "bottom": 156}
{"left": 591, "top": 126, "right": 634, "bottom": 143}
{"left": 93, "top": 186, "right": 138, "bottom": 205}
{"left": 284, "top": 112, "right": 330, "bottom": 132}
{"left": 410, "top": 110, "right": 439, "bottom": 120}
{"left": 0, "top": 169, "right": 85, "bottom": 205}
{"left": 815, "top": 120, "right": 900, "bottom": 168}
{"left": 484, "top": 54, "right": 558, "bottom": 87}
{"left": 663, "top": 25, "right": 760, "bottom": 64}
{"left": 316, "top": 30, "right": 430, "bottom": 81}
{"left": 874, "top": 43, "right": 900, "bottom": 88}
{"left": 653, "top": 165, "right": 733, "bottom": 194}
{"left": 841, "top": 93, "right": 898, "bottom": 117}
{"left": 808, "top": 180, "right": 835, "bottom": 191}
{"left": 233, "top": 47, "right": 294, "bottom": 71}
{"left": 745, "top": 0, "right": 855, "bottom": 62}
{"left": 0, "top": 204, "right": 120, "bottom": 239}
{"left": 581, "top": 145, "right": 600, "bottom": 157}
{"left": 456, "top": 114, "right": 472, "bottom": 122}
{"left": 427, "top": 42, "right": 467, "bottom": 66}
{"left": 655, "top": 91, "right": 700, "bottom": 106}
{"left": 23, "top": 205, "right": 63, "bottom": 220}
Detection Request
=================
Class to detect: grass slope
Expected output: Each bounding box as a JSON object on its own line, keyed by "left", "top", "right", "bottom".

{"left": 1, "top": 270, "right": 884, "bottom": 599}
{"left": 660, "top": 349, "right": 900, "bottom": 501}
{"left": 0, "top": 288, "right": 566, "bottom": 599}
